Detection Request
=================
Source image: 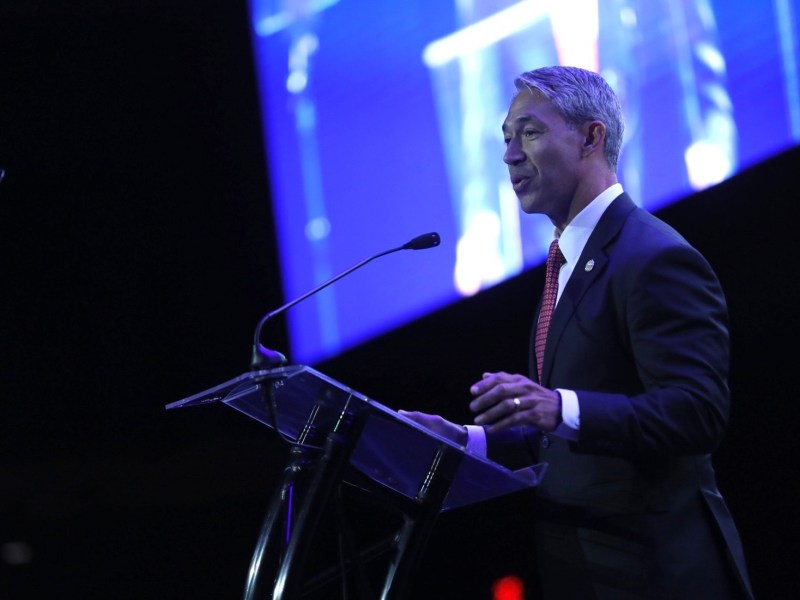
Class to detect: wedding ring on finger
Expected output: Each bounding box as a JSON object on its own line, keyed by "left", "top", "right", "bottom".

{"left": 513, "top": 397, "right": 521, "bottom": 411}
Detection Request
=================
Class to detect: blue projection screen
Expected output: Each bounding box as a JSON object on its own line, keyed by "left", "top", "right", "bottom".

{"left": 248, "top": 0, "right": 799, "bottom": 365}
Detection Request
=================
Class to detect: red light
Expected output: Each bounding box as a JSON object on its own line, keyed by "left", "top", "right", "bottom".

{"left": 492, "top": 575, "right": 524, "bottom": 600}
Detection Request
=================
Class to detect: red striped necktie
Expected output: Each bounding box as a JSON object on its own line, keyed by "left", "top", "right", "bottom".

{"left": 535, "top": 239, "right": 566, "bottom": 381}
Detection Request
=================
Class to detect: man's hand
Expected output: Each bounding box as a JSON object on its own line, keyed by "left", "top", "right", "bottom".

{"left": 469, "top": 371, "right": 562, "bottom": 432}
{"left": 397, "top": 410, "right": 468, "bottom": 446}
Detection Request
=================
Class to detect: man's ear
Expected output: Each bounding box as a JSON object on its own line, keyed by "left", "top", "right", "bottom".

{"left": 582, "top": 121, "right": 606, "bottom": 157}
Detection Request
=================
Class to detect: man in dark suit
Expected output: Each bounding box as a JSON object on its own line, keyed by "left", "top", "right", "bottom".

{"left": 402, "top": 65, "right": 753, "bottom": 599}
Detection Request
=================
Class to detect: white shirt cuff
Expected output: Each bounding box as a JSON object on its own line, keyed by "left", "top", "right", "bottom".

{"left": 557, "top": 388, "right": 580, "bottom": 429}
{"left": 552, "top": 387, "right": 580, "bottom": 441}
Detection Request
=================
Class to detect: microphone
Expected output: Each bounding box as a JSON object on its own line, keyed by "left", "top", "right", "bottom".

{"left": 251, "top": 232, "right": 441, "bottom": 369}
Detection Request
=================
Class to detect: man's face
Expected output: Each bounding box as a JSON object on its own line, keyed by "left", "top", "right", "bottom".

{"left": 502, "top": 90, "right": 585, "bottom": 217}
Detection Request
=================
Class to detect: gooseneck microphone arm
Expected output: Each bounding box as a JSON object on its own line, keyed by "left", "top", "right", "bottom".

{"left": 251, "top": 232, "right": 440, "bottom": 370}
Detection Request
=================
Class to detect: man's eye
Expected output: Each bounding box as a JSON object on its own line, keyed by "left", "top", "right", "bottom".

{"left": 523, "top": 129, "right": 539, "bottom": 138}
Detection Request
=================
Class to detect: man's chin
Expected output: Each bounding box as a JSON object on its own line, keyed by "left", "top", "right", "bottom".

{"left": 518, "top": 194, "right": 541, "bottom": 214}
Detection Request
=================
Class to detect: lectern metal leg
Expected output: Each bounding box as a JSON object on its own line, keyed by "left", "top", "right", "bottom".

{"left": 380, "top": 443, "right": 465, "bottom": 600}
{"left": 242, "top": 445, "right": 315, "bottom": 600}
{"left": 242, "top": 378, "right": 368, "bottom": 599}
{"left": 272, "top": 427, "right": 365, "bottom": 599}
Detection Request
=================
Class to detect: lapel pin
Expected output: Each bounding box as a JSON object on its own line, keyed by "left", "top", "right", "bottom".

{"left": 584, "top": 259, "right": 595, "bottom": 272}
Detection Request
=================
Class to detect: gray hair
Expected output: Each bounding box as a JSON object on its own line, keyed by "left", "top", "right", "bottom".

{"left": 514, "top": 66, "right": 624, "bottom": 171}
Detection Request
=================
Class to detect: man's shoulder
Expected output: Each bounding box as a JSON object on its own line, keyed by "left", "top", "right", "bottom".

{"left": 596, "top": 194, "right": 690, "bottom": 253}
{"left": 620, "top": 205, "right": 690, "bottom": 250}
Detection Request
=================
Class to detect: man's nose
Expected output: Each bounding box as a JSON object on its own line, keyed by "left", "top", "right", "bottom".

{"left": 503, "top": 141, "right": 524, "bottom": 165}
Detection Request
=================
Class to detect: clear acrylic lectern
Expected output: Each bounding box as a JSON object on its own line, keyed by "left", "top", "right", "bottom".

{"left": 166, "top": 365, "right": 545, "bottom": 599}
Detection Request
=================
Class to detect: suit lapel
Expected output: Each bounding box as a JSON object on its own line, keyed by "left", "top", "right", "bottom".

{"left": 539, "top": 193, "right": 637, "bottom": 384}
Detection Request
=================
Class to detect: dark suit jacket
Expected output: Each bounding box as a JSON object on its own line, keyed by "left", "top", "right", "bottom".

{"left": 487, "top": 194, "right": 754, "bottom": 599}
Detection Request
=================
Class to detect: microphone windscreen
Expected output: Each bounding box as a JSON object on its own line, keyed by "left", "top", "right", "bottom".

{"left": 403, "top": 232, "right": 440, "bottom": 250}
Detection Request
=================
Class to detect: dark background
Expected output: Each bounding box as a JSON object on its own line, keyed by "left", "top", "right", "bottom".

{"left": 1, "top": 1, "right": 797, "bottom": 598}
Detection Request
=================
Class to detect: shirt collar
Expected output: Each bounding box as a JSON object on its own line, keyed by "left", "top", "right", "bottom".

{"left": 557, "top": 183, "right": 622, "bottom": 266}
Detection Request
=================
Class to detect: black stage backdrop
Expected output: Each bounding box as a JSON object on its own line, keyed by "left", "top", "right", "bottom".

{"left": 1, "top": 1, "right": 797, "bottom": 598}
